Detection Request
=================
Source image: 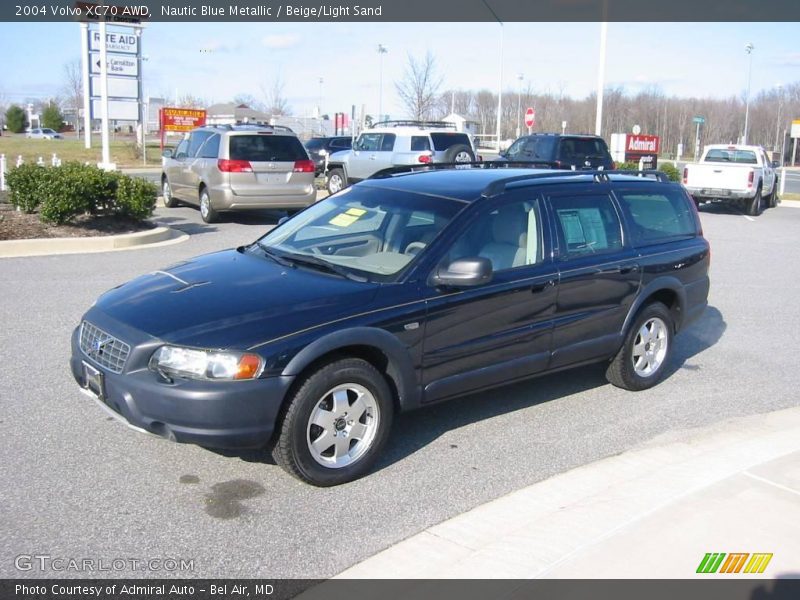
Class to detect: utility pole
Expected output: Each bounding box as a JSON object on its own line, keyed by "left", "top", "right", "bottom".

{"left": 377, "top": 44, "right": 388, "bottom": 122}
{"left": 743, "top": 42, "right": 754, "bottom": 145}
{"left": 516, "top": 74, "right": 523, "bottom": 138}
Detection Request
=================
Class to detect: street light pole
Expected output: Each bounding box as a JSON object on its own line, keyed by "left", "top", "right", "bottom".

{"left": 595, "top": 20, "right": 608, "bottom": 136}
{"left": 495, "top": 23, "right": 504, "bottom": 151}
{"left": 743, "top": 42, "right": 754, "bottom": 145}
{"left": 774, "top": 84, "right": 783, "bottom": 154}
{"left": 516, "top": 73, "right": 523, "bottom": 138}
{"left": 377, "top": 44, "right": 388, "bottom": 122}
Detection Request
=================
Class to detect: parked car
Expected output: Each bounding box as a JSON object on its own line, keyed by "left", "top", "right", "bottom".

{"left": 304, "top": 136, "right": 353, "bottom": 176}
{"left": 324, "top": 120, "right": 477, "bottom": 194}
{"left": 26, "top": 128, "right": 63, "bottom": 140}
{"left": 682, "top": 144, "right": 779, "bottom": 216}
{"left": 497, "top": 133, "right": 614, "bottom": 170}
{"left": 161, "top": 124, "right": 316, "bottom": 223}
{"left": 71, "top": 164, "right": 709, "bottom": 486}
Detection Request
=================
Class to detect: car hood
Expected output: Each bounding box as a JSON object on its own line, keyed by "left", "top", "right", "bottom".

{"left": 93, "top": 248, "right": 380, "bottom": 349}
{"left": 328, "top": 149, "right": 352, "bottom": 162}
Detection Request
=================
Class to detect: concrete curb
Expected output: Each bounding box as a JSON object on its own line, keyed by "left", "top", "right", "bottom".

{"left": 0, "top": 226, "right": 188, "bottom": 258}
{"left": 331, "top": 406, "right": 800, "bottom": 580}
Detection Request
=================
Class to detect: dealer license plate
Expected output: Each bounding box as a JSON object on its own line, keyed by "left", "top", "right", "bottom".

{"left": 82, "top": 361, "right": 105, "bottom": 400}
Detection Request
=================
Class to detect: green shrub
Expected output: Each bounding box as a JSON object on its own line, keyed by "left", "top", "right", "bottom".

{"left": 38, "top": 163, "right": 99, "bottom": 224}
{"left": 616, "top": 161, "right": 639, "bottom": 171}
{"left": 5, "top": 105, "right": 27, "bottom": 133}
{"left": 658, "top": 162, "right": 680, "bottom": 182}
{"left": 6, "top": 163, "right": 47, "bottom": 213}
{"left": 114, "top": 175, "right": 157, "bottom": 220}
{"left": 41, "top": 102, "right": 65, "bottom": 132}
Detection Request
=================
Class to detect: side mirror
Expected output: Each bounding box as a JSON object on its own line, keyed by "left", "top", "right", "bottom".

{"left": 772, "top": 160, "right": 780, "bottom": 168}
{"left": 277, "top": 216, "right": 289, "bottom": 226}
{"left": 175, "top": 152, "right": 187, "bottom": 160}
{"left": 162, "top": 149, "right": 173, "bottom": 159}
{"left": 430, "top": 257, "right": 493, "bottom": 288}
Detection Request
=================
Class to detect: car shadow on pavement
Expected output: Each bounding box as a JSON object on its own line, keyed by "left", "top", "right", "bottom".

{"left": 212, "top": 305, "right": 725, "bottom": 473}
{"left": 152, "top": 216, "right": 218, "bottom": 236}
{"left": 750, "top": 576, "right": 800, "bottom": 599}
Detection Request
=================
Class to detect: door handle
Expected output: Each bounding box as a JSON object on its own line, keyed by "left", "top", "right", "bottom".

{"left": 619, "top": 264, "right": 640, "bottom": 275}
{"left": 530, "top": 279, "right": 556, "bottom": 293}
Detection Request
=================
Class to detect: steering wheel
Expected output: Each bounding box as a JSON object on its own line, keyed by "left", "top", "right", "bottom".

{"left": 404, "top": 242, "right": 427, "bottom": 256}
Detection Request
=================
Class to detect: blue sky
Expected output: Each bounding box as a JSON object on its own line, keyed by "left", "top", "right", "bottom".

{"left": 1, "top": 21, "right": 798, "bottom": 118}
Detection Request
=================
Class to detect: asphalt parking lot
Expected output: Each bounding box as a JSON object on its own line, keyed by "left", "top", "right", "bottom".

{"left": 1, "top": 199, "right": 800, "bottom": 579}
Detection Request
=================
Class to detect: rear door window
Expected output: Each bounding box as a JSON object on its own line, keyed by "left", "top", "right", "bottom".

{"left": 198, "top": 134, "right": 220, "bottom": 159}
{"left": 550, "top": 194, "right": 623, "bottom": 258}
{"left": 380, "top": 134, "right": 396, "bottom": 152}
{"left": 187, "top": 131, "right": 212, "bottom": 157}
{"left": 614, "top": 188, "right": 698, "bottom": 246}
{"left": 506, "top": 136, "right": 556, "bottom": 160}
{"left": 229, "top": 135, "right": 307, "bottom": 162}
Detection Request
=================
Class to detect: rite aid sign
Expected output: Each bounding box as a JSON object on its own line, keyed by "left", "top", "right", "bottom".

{"left": 90, "top": 30, "right": 138, "bottom": 54}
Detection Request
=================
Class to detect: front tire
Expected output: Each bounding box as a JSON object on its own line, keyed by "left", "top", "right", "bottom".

{"left": 199, "top": 187, "right": 219, "bottom": 223}
{"left": 162, "top": 178, "right": 179, "bottom": 208}
{"left": 327, "top": 168, "right": 347, "bottom": 195}
{"left": 606, "top": 302, "right": 674, "bottom": 391}
{"left": 272, "top": 358, "right": 394, "bottom": 486}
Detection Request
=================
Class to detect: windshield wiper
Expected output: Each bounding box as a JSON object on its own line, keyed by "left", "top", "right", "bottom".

{"left": 281, "top": 252, "right": 368, "bottom": 282}
{"left": 253, "top": 242, "right": 293, "bottom": 267}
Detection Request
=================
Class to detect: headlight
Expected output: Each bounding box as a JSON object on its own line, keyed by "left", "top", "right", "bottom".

{"left": 150, "top": 346, "right": 263, "bottom": 381}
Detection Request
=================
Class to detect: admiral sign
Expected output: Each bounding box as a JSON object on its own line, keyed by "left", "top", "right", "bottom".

{"left": 625, "top": 134, "right": 660, "bottom": 168}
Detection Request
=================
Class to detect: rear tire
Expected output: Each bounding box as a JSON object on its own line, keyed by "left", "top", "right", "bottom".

{"left": 606, "top": 302, "right": 674, "bottom": 391}
{"left": 199, "top": 187, "right": 219, "bottom": 223}
{"left": 747, "top": 187, "right": 762, "bottom": 216}
{"left": 272, "top": 358, "right": 394, "bottom": 486}
{"left": 327, "top": 168, "right": 347, "bottom": 195}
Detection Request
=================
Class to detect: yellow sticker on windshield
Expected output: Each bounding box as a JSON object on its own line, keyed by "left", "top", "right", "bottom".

{"left": 329, "top": 213, "right": 359, "bottom": 227}
{"left": 346, "top": 208, "right": 366, "bottom": 216}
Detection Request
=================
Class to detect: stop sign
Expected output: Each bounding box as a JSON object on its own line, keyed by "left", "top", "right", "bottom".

{"left": 524, "top": 107, "right": 535, "bottom": 128}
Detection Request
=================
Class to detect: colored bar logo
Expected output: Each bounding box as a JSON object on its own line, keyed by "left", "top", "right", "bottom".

{"left": 696, "top": 553, "right": 773, "bottom": 574}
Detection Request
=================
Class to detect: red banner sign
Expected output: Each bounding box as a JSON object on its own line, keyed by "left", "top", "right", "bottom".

{"left": 626, "top": 134, "right": 660, "bottom": 155}
{"left": 161, "top": 107, "right": 207, "bottom": 132}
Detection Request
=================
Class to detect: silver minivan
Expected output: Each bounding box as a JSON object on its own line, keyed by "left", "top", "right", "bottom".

{"left": 161, "top": 125, "right": 317, "bottom": 223}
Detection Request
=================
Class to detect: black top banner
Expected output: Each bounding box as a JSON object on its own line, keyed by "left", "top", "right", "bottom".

{"left": 3, "top": 0, "right": 800, "bottom": 22}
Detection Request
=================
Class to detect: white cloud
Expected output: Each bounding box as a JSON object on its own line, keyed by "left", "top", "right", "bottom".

{"left": 261, "top": 34, "right": 301, "bottom": 49}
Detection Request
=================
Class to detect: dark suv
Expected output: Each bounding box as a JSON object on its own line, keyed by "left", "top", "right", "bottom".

{"left": 499, "top": 133, "right": 614, "bottom": 170}
{"left": 304, "top": 136, "right": 353, "bottom": 176}
{"left": 71, "top": 165, "right": 709, "bottom": 486}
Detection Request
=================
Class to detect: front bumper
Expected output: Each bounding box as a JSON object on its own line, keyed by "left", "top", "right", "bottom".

{"left": 70, "top": 325, "right": 293, "bottom": 450}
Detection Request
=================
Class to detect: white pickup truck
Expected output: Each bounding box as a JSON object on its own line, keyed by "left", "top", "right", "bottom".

{"left": 683, "top": 144, "right": 779, "bottom": 216}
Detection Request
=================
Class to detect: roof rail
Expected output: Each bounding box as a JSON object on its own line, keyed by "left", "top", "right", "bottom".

{"left": 367, "top": 161, "right": 562, "bottom": 180}
{"left": 482, "top": 168, "right": 672, "bottom": 196}
{"left": 370, "top": 120, "right": 457, "bottom": 130}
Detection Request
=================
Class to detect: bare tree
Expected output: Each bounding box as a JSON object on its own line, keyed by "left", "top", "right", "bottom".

{"left": 232, "top": 93, "right": 265, "bottom": 111}
{"left": 61, "top": 60, "right": 83, "bottom": 131}
{"left": 395, "top": 51, "right": 443, "bottom": 120}
{"left": 261, "top": 75, "right": 292, "bottom": 116}
{"left": 177, "top": 94, "right": 206, "bottom": 108}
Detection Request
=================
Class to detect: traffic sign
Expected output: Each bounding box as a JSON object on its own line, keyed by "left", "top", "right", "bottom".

{"left": 632, "top": 124, "right": 641, "bottom": 135}
{"left": 693, "top": 116, "right": 705, "bottom": 124}
{"left": 525, "top": 107, "right": 535, "bottom": 128}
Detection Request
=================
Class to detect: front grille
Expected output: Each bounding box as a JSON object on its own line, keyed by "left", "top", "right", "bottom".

{"left": 79, "top": 321, "right": 131, "bottom": 374}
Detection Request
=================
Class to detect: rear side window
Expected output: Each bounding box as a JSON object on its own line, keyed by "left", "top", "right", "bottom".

{"left": 410, "top": 136, "right": 431, "bottom": 151}
{"left": 551, "top": 194, "right": 623, "bottom": 258}
{"left": 187, "top": 131, "right": 212, "bottom": 157}
{"left": 430, "top": 132, "right": 471, "bottom": 151}
{"left": 615, "top": 188, "right": 698, "bottom": 246}
{"left": 229, "top": 135, "right": 307, "bottom": 162}
{"left": 198, "top": 134, "right": 220, "bottom": 158}
{"left": 506, "top": 136, "right": 557, "bottom": 160}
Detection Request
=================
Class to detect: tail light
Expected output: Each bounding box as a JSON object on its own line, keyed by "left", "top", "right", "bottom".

{"left": 418, "top": 154, "right": 432, "bottom": 164}
{"left": 611, "top": 161, "right": 616, "bottom": 170}
{"left": 747, "top": 170, "right": 754, "bottom": 188}
{"left": 554, "top": 160, "right": 562, "bottom": 169}
{"left": 218, "top": 159, "right": 253, "bottom": 173}
{"left": 292, "top": 160, "right": 315, "bottom": 173}
{"left": 683, "top": 167, "right": 688, "bottom": 184}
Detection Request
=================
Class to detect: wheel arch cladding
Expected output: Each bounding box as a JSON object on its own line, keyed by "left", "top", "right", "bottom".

{"left": 622, "top": 278, "right": 685, "bottom": 335}
{"left": 281, "top": 327, "right": 418, "bottom": 411}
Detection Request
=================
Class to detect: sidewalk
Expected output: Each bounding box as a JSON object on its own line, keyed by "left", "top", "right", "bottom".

{"left": 336, "top": 406, "right": 800, "bottom": 579}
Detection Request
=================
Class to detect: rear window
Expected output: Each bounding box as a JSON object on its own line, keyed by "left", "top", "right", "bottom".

{"left": 229, "top": 135, "right": 308, "bottom": 162}
{"left": 616, "top": 188, "right": 698, "bottom": 246}
{"left": 559, "top": 138, "right": 609, "bottom": 160}
{"left": 704, "top": 149, "right": 757, "bottom": 164}
{"left": 430, "top": 132, "right": 471, "bottom": 151}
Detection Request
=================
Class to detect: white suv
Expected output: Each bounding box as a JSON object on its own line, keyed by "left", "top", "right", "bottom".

{"left": 324, "top": 120, "right": 477, "bottom": 194}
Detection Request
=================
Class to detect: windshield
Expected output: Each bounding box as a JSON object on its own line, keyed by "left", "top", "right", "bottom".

{"left": 304, "top": 138, "right": 326, "bottom": 150}
{"left": 255, "top": 186, "right": 463, "bottom": 281}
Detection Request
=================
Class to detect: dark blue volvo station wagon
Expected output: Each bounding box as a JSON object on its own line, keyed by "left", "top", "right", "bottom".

{"left": 72, "top": 165, "right": 710, "bottom": 486}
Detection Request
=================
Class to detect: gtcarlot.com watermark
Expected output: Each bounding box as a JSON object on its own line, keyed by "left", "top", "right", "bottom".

{"left": 15, "top": 554, "right": 195, "bottom": 573}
